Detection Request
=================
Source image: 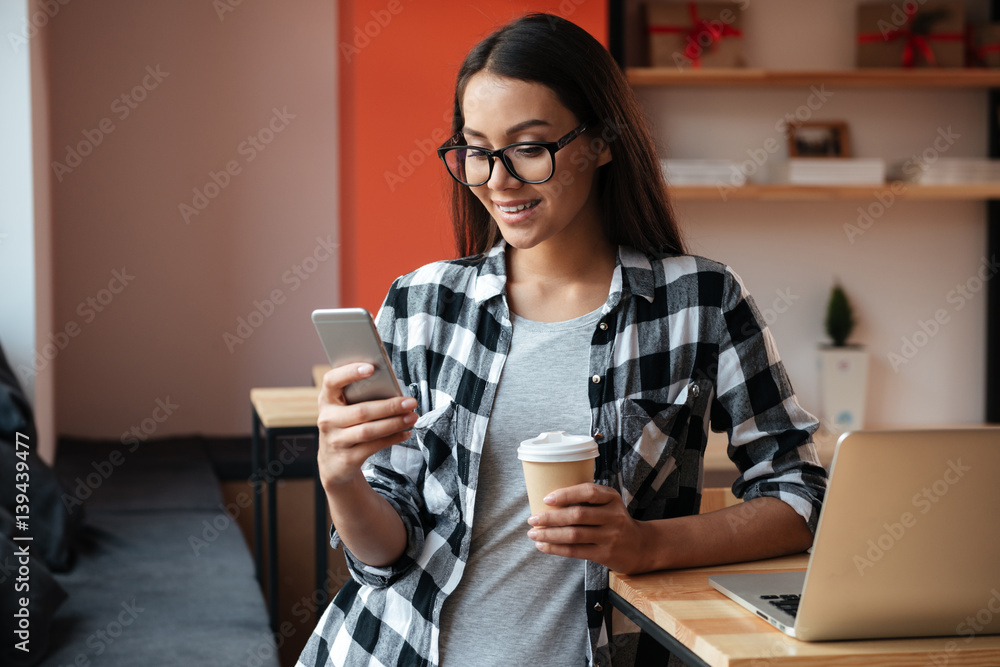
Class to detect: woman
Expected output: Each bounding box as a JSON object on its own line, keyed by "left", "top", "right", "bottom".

{"left": 299, "top": 13, "right": 826, "bottom": 667}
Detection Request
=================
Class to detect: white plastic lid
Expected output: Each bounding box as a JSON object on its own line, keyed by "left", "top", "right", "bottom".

{"left": 517, "top": 431, "right": 599, "bottom": 463}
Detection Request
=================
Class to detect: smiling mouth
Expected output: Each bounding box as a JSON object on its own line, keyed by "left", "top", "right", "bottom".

{"left": 496, "top": 200, "right": 540, "bottom": 213}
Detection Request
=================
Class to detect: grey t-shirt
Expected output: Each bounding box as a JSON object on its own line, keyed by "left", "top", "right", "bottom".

{"left": 438, "top": 306, "right": 601, "bottom": 666}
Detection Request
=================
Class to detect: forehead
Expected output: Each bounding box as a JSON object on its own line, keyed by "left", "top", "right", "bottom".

{"left": 460, "top": 72, "right": 573, "bottom": 129}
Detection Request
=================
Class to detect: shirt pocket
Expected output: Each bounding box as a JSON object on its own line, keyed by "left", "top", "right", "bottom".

{"left": 411, "top": 400, "right": 460, "bottom": 518}
{"left": 618, "top": 381, "right": 706, "bottom": 513}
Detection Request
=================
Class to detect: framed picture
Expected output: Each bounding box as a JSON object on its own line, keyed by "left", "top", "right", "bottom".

{"left": 788, "top": 122, "right": 850, "bottom": 158}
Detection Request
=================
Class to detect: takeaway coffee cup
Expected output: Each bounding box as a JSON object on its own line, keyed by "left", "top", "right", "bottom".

{"left": 517, "top": 431, "right": 599, "bottom": 516}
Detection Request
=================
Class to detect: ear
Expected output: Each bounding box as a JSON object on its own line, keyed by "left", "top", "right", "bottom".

{"left": 595, "top": 140, "right": 613, "bottom": 167}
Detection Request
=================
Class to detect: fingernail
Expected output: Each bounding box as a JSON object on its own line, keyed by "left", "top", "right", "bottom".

{"left": 527, "top": 529, "right": 538, "bottom": 540}
{"left": 403, "top": 413, "right": 418, "bottom": 424}
{"left": 358, "top": 363, "right": 374, "bottom": 375}
{"left": 401, "top": 398, "right": 417, "bottom": 410}
{"left": 543, "top": 494, "right": 555, "bottom": 504}
{"left": 527, "top": 515, "right": 539, "bottom": 525}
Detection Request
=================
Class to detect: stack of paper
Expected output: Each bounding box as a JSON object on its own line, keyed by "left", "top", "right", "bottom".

{"left": 662, "top": 160, "right": 745, "bottom": 187}
{"left": 776, "top": 158, "right": 886, "bottom": 185}
{"left": 887, "top": 158, "right": 1000, "bottom": 184}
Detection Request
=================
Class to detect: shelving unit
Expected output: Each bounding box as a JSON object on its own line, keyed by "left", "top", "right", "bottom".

{"left": 670, "top": 183, "right": 1000, "bottom": 200}
{"left": 627, "top": 67, "right": 1000, "bottom": 88}
{"left": 610, "top": 1, "right": 1000, "bottom": 423}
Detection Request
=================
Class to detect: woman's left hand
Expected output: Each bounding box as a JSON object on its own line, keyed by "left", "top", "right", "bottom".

{"left": 527, "top": 483, "right": 648, "bottom": 574}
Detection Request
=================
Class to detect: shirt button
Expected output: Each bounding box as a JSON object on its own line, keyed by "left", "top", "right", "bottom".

{"left": 591, "top": 374, "right": 601, "bottom": 384}
{"left": 599, "top": 321, "right": 608, "bottom": 331}
{"left": 689, "top": 383, "right": 700, "bottom": 397}
{"left": 593, "top": 602, "right": 603, "bottom": 612}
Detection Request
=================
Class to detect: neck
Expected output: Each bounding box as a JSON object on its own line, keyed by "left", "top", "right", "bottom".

{"left": 507, "top": 233, "right": 616, "bottom": 284}
{"left": 504, "top": 223, "right": 617, "bottom": 322}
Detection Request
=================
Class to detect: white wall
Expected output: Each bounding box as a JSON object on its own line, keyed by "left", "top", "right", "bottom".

{"left": 640, "top": 0, "right": 992, "bottom": 427}
{"left": 0, "top": 2, "right": 36, "bottom": 410}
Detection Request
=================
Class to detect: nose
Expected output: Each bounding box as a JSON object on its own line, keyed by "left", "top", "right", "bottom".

{"left": 486, "top": 156, "right": 521, "bottom": 191}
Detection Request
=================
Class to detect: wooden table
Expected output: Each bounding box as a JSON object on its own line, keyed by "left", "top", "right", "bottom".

{"left": 249, "top": 386, "right": 324, "bottom": 631}
{"left": 609, "top": 555, "right": 1000, "bottom": 666}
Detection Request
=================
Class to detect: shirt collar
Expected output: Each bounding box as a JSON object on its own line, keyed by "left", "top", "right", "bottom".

{"left": 472, "top": 242, "right": 509, "bottom": 305}
{"left": 615, "top": 245, "right": 656, "bottom": 304}
{"left": 471, "top": 242, "right": 657, "bottom": 307}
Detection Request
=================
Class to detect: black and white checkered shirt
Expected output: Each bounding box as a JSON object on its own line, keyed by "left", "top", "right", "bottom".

{"left": 298, "top": 242, "right": 827, "bottom": 667}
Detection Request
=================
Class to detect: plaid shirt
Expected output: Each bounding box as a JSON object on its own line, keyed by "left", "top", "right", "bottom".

{"left": 298, "top": 243, "right": 827, "bottom": 667}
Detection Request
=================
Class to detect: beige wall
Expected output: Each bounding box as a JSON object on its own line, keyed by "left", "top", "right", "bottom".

{"left": 639, "top": 0, "right": 993, "bottom": 427}
{"left": 44, "top": 1, "right": 338, "bottom": 441}
{"left": 31, "top": 0, "right": 56, "bottom": 463}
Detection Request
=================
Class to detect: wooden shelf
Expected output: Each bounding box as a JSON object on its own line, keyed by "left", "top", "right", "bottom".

{"left": 669, "top": 183, "right": 1000, "bottom": 201}
{"left": 628, "top": 67, "right": 1000, "bottom": 88}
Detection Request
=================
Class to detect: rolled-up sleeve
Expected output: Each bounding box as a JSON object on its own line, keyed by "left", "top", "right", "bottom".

{"left": 330, "top": 457, "right": 427, "bottom": 588}
{"left": 710, "top": 267, "right": 828, "bottom": 532}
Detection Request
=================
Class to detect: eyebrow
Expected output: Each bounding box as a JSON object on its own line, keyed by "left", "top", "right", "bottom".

{"left": 462, "top": 119, "right": 552, "bottom": 139}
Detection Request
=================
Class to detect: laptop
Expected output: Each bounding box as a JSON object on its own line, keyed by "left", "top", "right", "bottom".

{"left": 708, "top": 428, "right": 1000, "bottom": 641}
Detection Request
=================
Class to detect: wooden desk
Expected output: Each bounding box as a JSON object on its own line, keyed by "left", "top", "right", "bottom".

{"left": 609, "top": 555, "right": 1000, "bottom": 666}
{"left": 249, "top": 386, "right": 324, "bottom": 631}
{"left": 313, "top": 364, "right": 331, "bottom": 387}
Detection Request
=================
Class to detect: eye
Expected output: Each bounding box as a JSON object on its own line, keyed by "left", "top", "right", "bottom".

{"left": 465, "top": 147, "right": 491, "bottom": 161}
{"left": 511, "top": 145, "right": 546, "bottom": 159}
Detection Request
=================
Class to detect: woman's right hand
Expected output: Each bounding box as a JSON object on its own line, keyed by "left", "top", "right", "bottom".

{"left": 317, "top": 363, "right": 418, "bottom": 490}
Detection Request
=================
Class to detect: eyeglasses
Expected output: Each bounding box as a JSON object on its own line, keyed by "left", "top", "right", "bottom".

{"left": 436, "top": 123, "right": 589, "bottom": 187}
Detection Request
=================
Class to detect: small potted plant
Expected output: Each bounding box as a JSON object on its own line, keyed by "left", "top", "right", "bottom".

{"left": 818, "top": 283, "right": 869, "bottom": 435}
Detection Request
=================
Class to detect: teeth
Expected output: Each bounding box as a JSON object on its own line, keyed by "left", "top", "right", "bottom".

{"left": 498, "top": 201, "right": 537, "bottom": 213}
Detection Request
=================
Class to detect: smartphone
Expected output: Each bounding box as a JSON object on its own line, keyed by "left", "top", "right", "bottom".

{"left": 311, "top": 308, "right": 403, "bottom": 404}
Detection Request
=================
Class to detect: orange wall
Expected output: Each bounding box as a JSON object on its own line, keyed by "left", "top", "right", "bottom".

{"left": 339, "top": 1, "right": 609, "bottom": 313}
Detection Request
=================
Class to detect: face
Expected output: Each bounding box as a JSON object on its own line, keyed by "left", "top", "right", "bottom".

{"left": 458, "top": 72, "right": 611, "bottom": 252}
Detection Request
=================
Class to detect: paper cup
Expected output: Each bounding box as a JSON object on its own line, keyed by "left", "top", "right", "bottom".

{"left": 517, "top": 431, "right": 599, "bottom": 516}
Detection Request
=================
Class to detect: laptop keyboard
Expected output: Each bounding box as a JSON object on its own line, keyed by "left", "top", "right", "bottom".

{"left": 762, "top": 594, "right": 800, "bottom": 617}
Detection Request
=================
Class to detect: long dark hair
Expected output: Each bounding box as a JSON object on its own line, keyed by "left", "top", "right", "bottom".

{"left": 449, "top": 13, "right": 685, "bottom": 257}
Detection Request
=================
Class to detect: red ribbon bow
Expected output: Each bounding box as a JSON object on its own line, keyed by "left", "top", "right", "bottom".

{"left": 966, "top": 26, "right": 1000, "bottom": 67}
{"left": 857, "top": 4, "right": 964, "bottom": 68}
{"left": 649, "top": 2, "right": 743, "bottom": 68}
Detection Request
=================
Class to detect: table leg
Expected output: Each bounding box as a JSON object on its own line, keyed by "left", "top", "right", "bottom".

{"left": 251, "top": 407, "right": 262, "bottom": 585}
{"left": 266, "top": 431, "right": 278, "bottom": 633}
{"left": 314, "top": 452, "right": 329, "bottom": 612}
{"left": 608, "top": 589, "right": 711, "bottom": 667}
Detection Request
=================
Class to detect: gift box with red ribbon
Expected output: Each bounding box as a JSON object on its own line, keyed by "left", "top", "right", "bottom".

{"left": 856, "top": 1, "right": 965, "bottom": 68}
{"left": 967, "top": 24, "right": 1000, "bottom": 68}
{"left": 646, "top": 2, "right": 745, "bottom": 69}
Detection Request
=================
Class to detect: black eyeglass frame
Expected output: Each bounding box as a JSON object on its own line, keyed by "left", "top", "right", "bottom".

{"left": 436, "top": 122, "right": 590, "bottom": 187}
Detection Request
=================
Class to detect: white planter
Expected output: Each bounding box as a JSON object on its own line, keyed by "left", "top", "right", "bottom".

{"left": 818, "top": 347, "right": 869, "bottom": 435}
